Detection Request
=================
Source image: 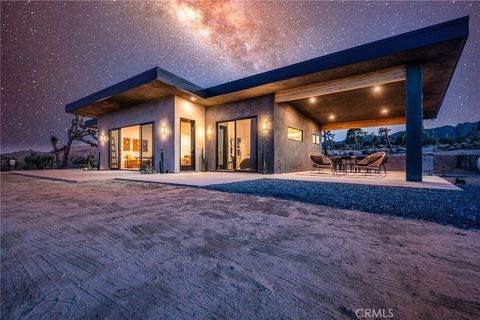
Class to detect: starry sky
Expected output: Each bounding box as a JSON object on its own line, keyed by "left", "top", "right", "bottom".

{"left": 1, "top": 1, "right": 479, "bottom": 152}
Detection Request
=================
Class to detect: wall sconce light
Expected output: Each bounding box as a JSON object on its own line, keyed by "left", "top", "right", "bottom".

{"left": 262, "top": 120, "right": 268, "bottom": 131}
{"left": 161, "top": 126, "right": 166, "bottom": 135}
{"left": 99, "top": 134, "right": 107, "bottom": 142}
{"left": 207, "top": 127, "right": 212, "bottom": 136}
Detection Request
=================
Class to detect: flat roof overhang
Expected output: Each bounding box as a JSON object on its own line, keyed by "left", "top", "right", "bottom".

{"left": 66, "top": 16, "right": 468, "bottom": 123}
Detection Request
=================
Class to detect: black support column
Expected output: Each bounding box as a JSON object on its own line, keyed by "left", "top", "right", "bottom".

{"left": 405, "top": 64, "right": 423, "bottom": 182}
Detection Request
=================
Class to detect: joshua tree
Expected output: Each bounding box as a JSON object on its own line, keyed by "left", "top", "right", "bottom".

{"left": 322, "top": 130, "right": 335, "bottom": 156}
{"left": 345, "top": 128, "right": 365, "bottom": 150}
{"left": 56, "top": 116, "right": 97, "bottom": 168}
{"left": 50, "top": 136, "right": 65, "bottom": 168}
{"left": 378, "top": 127, "right": 393, "bottom": 152}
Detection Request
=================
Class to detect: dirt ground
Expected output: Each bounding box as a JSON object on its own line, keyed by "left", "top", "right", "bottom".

{"left": 1, "top": 173, "right": 479, "bottom": 320}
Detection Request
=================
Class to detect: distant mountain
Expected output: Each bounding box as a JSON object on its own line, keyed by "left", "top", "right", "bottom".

{"left": 390, "top": 121, "right": 480, "bottom": 141}
{"left": 1, "top": 145, "right": 97, "bottom": 161}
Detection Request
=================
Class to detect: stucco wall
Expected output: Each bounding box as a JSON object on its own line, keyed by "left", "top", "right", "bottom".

{"left": 174, "top": 97, "right": 206, "bottom": 172}
{"left": 274, "top": 102, "right": 322, "bottom": 173}
{"left": 97, "top": 96, "right": 175, "bottom": 172}
{"left": 205, "top": 95, "right": 275, "bottom": 173}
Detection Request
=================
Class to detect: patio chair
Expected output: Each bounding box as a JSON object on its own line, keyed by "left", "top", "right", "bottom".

{"left": 310, "top": 153, "right": 333, "bottom": 174}
{"left": 239, "top": 158, "right": 251, "bottom": 170}
{"left": 355, "top": 152, "right": 386, "bottom": 175}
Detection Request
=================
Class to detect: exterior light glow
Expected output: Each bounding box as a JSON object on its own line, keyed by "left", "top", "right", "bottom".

{"left": 162, "top": 126, "right": 166, "bottom": 135}
{"left": 262, "top": 120, "right": 268, "bottom": 131}
{"left": 309, "top": 97, "right": 316, "bottom": 103}
{"left": 191, "top": 96, "right": 196, "bottom": 102}
{"left": 373, "top": 86, "right": 382, "bottom": 93}
{"left": 207, "top": 127, "right": 212, "bottom": 136}
{"left": 381, "top": 108, "right": 388, "bottom": 114}
{"left": 329, "top": 114, "right": 335, "bottom": 120}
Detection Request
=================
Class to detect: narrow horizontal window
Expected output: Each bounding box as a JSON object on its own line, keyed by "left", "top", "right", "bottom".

{"left": 288, "top": 127, "right": 303, "bottom": 142}
{"left": 313, "top": 133, "right": 321, "bottom": 145}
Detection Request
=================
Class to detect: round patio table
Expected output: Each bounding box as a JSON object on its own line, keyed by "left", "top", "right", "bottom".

{"left": 331, "top": 156, "right": 361, "bottom": 175}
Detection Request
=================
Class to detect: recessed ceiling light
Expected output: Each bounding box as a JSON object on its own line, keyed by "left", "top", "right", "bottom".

{"left": 329, "top": 114, "right": 335, "bottom": 120}
{"left": 309, "top": 97, "right": 316, "bottom": 103}
{"left": 373, "top": 86, "right": 382, "bottom": 93}
{"left": 381, "top": 108, "right": 388, "bottom": 114}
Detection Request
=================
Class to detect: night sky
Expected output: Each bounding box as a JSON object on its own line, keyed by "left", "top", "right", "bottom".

{"left": 1, "top": 1, "right": 479, "bottom": 152}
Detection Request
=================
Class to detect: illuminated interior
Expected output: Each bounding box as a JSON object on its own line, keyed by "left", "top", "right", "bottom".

{"left": 109, "top": 123, "right": 153, "bottom": 170}
{"left": 120, "top": 125, "right": 141, "bottom": 170}
{"left": 180, "top": 119, "right": 195, "bottom": 170}
{"left": 217, "top": 118, "right": 256, "bottom": 171}
{"left": 288, "top": 127, "right": 303, "bottom": 141}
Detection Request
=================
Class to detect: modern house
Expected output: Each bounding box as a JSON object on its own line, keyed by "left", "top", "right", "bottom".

{"left": 68, "top": 17, "right": 469, "bottom": 182}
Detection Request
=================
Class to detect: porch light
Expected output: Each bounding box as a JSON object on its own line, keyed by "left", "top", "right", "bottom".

{"left": 162, "top": 126, "right": 166, "bottom": 135}
{"left": 191, "top": 96, "right": 196, "bottom": 102}
{"left": 207, "top": 127, "right": 212, "bottom": 136}
{"left": 381, "top": 108, "right": 389, "bottom": 114}
{"left": 329, "top": 114, "right": 335, "bottom": 120}
{"left": 309, "top": 97, "right": 316, "bottom": 103}
{"left": 262, "top": 120, "right": 268, "bottom": 131}
{"left": 99, "top": 134, "right": 107, "bottom": 142}
{"left": 373, "top": 86, "right": 382, "bottom": 93}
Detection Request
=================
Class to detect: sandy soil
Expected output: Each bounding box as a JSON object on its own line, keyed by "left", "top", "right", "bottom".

{"left": 1, "top": 173, "right": 480, "bottom": 320}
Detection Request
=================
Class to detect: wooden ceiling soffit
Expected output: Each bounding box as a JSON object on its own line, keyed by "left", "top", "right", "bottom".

{"left": 275, "top": 66, "right": 406, "bottom": 103}
{"left": 319, "top": 116, "right": 406, "bottom": 131}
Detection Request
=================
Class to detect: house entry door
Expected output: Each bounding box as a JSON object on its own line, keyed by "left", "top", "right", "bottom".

{"left": 180, "top": 119, "right": 195, "bottom": 171}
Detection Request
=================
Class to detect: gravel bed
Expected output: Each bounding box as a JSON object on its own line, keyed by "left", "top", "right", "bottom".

{"left": 206, "top": 178, "right": 480, "bottom": 230}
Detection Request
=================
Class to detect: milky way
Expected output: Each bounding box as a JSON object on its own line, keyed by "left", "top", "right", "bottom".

{"left": 1, "top": 1, "right": 479, "bottom": 152}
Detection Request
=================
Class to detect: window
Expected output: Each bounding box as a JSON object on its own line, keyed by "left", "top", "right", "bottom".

{"left": 288, "top": 127, "right": 303, "bottom": 142}
{"left": 313, "top": 133, "right": 321, "bottom": 145}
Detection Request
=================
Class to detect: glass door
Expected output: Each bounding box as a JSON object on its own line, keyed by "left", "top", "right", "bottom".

{"left": 217, "top": 117, "right": 257, "bottom": 172}
{"left": 141, "top": 123, "right": 154, "bottom": 170}
{"left": 109, "top": 123, "right": 153, "bottom": 170}
{"left": 120, "top": 125, "right": 141, "bottom": 170}
{"left": 235, "top": 118, "right": 256, "bottom": 171}
{"left": 180, "top": 119, "right": 195, "bottom": 171}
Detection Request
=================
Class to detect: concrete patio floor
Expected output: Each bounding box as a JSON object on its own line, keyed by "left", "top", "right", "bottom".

{"left": 11, "top": 169, "right": 460, "bottom": 190}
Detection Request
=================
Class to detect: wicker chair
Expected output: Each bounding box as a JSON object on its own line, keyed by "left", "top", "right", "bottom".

{"left": 355, "top": 152, "right": 386, "bottom": 175}
{"left": 310, "top": 153, "right": 333, "bottom": 174}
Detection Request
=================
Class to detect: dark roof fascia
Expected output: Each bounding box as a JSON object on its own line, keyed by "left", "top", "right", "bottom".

{"left": 204, "top": 16, "right": 469, "bottom": 97}
{"left": 65, "top": 67, "right": 205, "bottom": 113}
{"left": 432, "top": 22, "right": 469, "bottom": 120}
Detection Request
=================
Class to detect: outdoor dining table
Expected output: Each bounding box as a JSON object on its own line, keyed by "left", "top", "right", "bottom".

{"left": 331, "top": 156, "right": 365, "bottom": 175}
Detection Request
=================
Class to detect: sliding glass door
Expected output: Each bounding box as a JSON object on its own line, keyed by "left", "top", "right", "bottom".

{"left": 109, "top": 123, "right": 154, "bottom": 170}
{"left": 217, "top": 117, "right": 257, "bottom": 172}
{"left": 141, "top": 123, "right": 153, "bottom": 169}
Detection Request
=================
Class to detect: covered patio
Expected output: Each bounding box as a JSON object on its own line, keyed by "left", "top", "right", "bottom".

{"left": 275, "top": 62, "right": 462, "bottom": 183}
